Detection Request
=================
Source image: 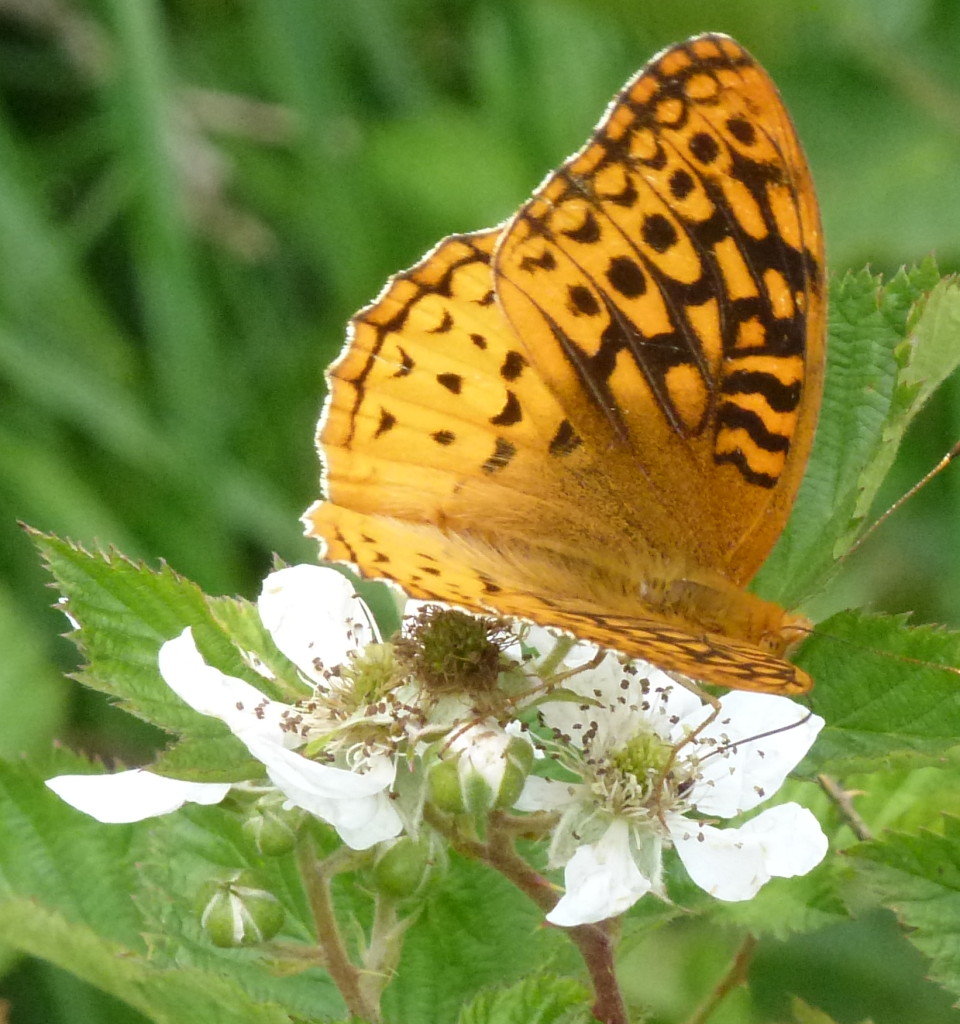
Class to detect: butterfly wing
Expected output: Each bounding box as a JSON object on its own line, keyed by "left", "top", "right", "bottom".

{"left": 307, "top": 34, "right": 822, "bottom": 693}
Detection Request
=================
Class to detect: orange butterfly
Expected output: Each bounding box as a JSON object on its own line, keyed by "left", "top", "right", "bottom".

{"left": 305, "top": 34, "right": 825, "bottom": 695}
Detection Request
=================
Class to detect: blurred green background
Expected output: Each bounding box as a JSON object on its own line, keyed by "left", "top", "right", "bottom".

{"left": 2, "top": 0, "right": 960, "bottom": 1021}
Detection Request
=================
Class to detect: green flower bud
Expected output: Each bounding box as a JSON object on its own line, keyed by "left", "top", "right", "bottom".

{"left": 427, "top": 756, "right": 465, "bottom": 814}
{"left": 427, "top": 726, "right": 535, "bottom": 816}
{"left": 495, "top": 735, "right": 536, "bottom": 809}
{"left": 371, "top": 835, "right": 447, "bottom": 899}
{"left": 196, "top": 872, "right": 284, "bottom": 948}
{"left": 242, "top": 804, "right": 303, "bottom": 856}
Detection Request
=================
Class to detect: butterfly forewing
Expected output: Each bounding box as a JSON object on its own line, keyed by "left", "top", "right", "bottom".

{"left": 494, "top": 33, "right": 825, "bottom": 582}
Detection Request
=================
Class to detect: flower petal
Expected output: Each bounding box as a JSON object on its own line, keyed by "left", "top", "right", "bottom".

{"left": 243, "top": 736, "right": 401, "bottom": 850}
{"left": 46, "top": 770, "right": 230, "bottom": 824}
{"left": 159, "top": 628, "right": 299, "bottom": 745}
{"left": 547, "top": 819, "right": 656, "bottom": 926}
{"left": 687, "top": 694, "right": 824, "bottom": 817}
{"left": 515, "top": 775, "right": 584, "bottom": 813}
{"left": 671, "top": 802, "right": 828, "bottom": 901}
{"left": 258, "top": 565, "right": 379, "bottom": 684}
{"left": 159, "top": 626, "right": 400, "bottom": 849}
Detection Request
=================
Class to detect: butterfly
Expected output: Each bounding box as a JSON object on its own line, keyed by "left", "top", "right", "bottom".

{"left": 304, "top": 33, "right": 825, "bottom": 695}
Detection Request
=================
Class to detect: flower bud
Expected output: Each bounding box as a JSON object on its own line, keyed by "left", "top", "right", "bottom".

{"left": 428, "top": 724, "right": 534, "bottom": 815}
{"left": 242, "top": 802, "right": 304, "bottom": 856}
{"left": 497, "top": 734, "right": 535, "bottom": 807}
{"left": 428, "top": 756, "right": 466, "bottom": 813}
{"left": 370, "top": 835, "right": 447, "bottom": 899}
{"left": 196, "top": 872, "right": 284, "bottom": 947}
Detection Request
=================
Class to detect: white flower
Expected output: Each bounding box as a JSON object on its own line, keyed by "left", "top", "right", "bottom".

{"left": 516, "top": 643, "right": 827, "bottom": 926}
{"left": 46, "top": 566, "right": 402, "bottom": 850}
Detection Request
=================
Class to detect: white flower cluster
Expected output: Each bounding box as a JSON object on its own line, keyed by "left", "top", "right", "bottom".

{"left": 47, "top": 565, "right": 827, "bottom": 927}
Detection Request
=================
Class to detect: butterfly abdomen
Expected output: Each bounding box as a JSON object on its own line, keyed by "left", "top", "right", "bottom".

{"left": 635, "top": 572, "right": 803, "bottom": 654}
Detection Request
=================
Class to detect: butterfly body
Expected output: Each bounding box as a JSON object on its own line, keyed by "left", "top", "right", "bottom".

{"left": 306, "top": 34, "right": 824, "bottom": 695}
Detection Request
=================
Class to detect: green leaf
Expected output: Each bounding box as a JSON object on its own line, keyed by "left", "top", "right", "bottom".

{"left": 134, "top": 810, "right": 347, "bottom": 1021}
{"left": 0, "top": 756, "right": 144, "bottom": 946}
{"left": 849, "top": 816, "right": 960, "bottom": 1002}
{"left": 829, "top": 765, "right": 960, "bottom": 840}
{"left": 0, "top": 899, "right": 292, "bottom": 1024}
{"left": 31, "top": 530, "right": 269, "bottom": 782}
{"left": 788, "top": 996, "right": 848, "bottom": 1024}
{"left": 0, "top": 576, "right": 68, "bottom": 759}
{"left": 795, "top": 611, "right": 960, "bottom": 775}
{"left": 0, "top": 758, "right": 293, "bottom": 1023}
{"left": 711, "top": 857, "right": 850, "bottom": 941}
{"left": 457, "top": 975, "right": 594, "bottom": 1024}
{"left": 381, "top": 853, "right": 573, "bottom": 1024}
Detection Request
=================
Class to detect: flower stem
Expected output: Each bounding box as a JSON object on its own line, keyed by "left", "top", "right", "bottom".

{"left": 567, "top": 920, "right": 627, "bottom": 1024}
{"left": 487, "top": 814, "right": 628, "bottom": 1024}
{"left": 298, "top": 840, "right": 379, "bottom": 1022}
{"left": 425, "top": 807, "right": 629, "bottom": 1024}
{"left": 361, "top": 895, "right": 418, "bottom": 1008}
{"left": 683, "top": 933, "right": 757, "bottom": 1024}
{"left": 818, "top": 773, "right": 873, "bottom": 840}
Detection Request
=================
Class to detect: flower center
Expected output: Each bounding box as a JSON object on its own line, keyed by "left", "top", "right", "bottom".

{"left": 611, "top": 731, "right": 674, "bottom": 784}
{"left": 589, "top": 728, "right": 698, "bottom": 820}
{"left": 295, "top": 643, "right": 424, "bottom": 763}
{"left": 395, "top": 605, "right": 513, "bottom": 704}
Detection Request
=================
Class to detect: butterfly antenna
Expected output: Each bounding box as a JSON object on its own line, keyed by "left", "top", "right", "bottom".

{"left": 842, "top": 440, "right": 960, "bottom": 563}
{"left": 697, "top": 710, "right": 815, "bottom": 763}
{"left": 802, "top": 618, "right": 960, "bottom": 678}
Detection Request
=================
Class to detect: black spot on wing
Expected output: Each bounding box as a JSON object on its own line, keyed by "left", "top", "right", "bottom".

{"left": 549, "top": 419, "right": 582, "bottom": 456}
{"left": 490, "top": 391, "right": 522, "bottom": 427}
{"left": 482, "top": 438, "right": 517, "bottom": 473}
{"left": 501, "top": 351, "right": 527, "bottom": 381}
{"left": 374, "top": 408, "right": 396, "bottom": 438}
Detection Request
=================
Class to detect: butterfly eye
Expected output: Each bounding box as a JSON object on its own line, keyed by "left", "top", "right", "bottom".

{"left": 758, "top": 631, "right": 785, "bottom": 654}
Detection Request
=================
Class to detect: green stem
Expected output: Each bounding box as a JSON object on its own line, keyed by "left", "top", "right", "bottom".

{"left": 361, "top": 895, "right": 418, "bottom": 1007}
{"left": 297, "top": 841, "right": 379, "bottom": 1022}
{"left": 683, "top": 934, "right": 757, "bottom": 1024}
{"left": 536, "top": 634, "right": 578, "bottom": 677}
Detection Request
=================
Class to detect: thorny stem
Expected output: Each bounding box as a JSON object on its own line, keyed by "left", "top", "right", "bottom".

{"left": 548, "top": 646, "right": 607, "bottom": 684}
{"left": 486, "top": 810, "right": 560, "bottom": 913}
{"left": 489, "top": 809, "right": 559, "bottom": 837}
{"left": 360, "top": 895, "right": 417, "bottom": 1009}
{"left": 487, "top": 813, "right": 627, "bottom": 1024}
{"left": 569, "top": 923, "right": 626, "bottom": 1024}
{"left": 297, "top": 840, "right": 379, "bottom": 1022}
{"left": 683, "top": 933, "right": 757, "bottom": 1024}
{"left": 425, "top": 806, "right": 629, "bottom": 1024}
{"left": 818, "top": 773, "right": 873, "bottom": 840}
